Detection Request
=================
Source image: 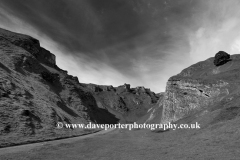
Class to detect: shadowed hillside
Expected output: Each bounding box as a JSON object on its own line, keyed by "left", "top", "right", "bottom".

{"left": 0, "top": 28, "right": 159, "bottom": 147}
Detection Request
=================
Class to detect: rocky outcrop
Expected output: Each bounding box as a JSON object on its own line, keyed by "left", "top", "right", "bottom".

{"left": 84, "top": 83, "right": 115, "bottom": 92}
{"left": 159, "top": 53, "right": 240, "bottom": 124}
{"left": 161, "top": 78, "right": 229, "bottom": 123}
{"left": 37, "top": 47, "right": 56, "bottom": 67}
{"left": 83, "top": 83, "right": 159, "bottom": 123}
{"left": 115, "top": 83, "right": 131, "bottom": 92}
{"left": 0, "top": 28, "right": 40, "bottom": 56}
{"left": 214, "top": 51, "right": 231, "bottom": 66}
{"left": 0, "top": 28, "right": 56, "bottom": 68}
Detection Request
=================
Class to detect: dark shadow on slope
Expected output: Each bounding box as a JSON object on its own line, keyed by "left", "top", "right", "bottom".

{"left": 210, "top": 106, "right": 240, "bottom": 125}
{"left": 24, "top": 90, "right": 34, "bottom": 99}
{"left": 15, "top": 67, "right": 27, "bottom": 76}
{"left": 151, "top": 128, "right": 170, "bottom": 133}
{"left": 57, "top": 101, "right": 79, "bottom": 117}
{"left": 88, "top": 107, "right": 119, "bottom": 124}
{"left": 81, "top": 94, "right": 119, "bottom": 124}
{"left": 21, "top": 109, "right": 43, "bottom": 135}
{"left": 0, "top": 62, "right": 11, "bottom": 73}
{"left": 40, "top": 71, "right": 64, "bottom": 96}
{"left": 21, "top": 110, "right": 42, "bottom": 123}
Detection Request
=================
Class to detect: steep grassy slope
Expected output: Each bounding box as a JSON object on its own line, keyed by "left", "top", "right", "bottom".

{"left": 146, "top": 53, "right": 240, "bottom": 127}
{"left": 0, "top": 28, "right": 159, "bottom": 147}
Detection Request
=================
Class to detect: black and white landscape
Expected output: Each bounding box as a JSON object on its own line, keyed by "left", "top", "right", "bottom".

{"left": 0, "top": 0, "right": 240, "bottom": 160}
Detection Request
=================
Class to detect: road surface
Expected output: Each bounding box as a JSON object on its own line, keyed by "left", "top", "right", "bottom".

{"left": 0, "top": 128, "right": 115, "bottom": 155}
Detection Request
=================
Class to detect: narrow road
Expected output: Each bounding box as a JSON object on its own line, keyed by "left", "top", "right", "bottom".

{"left": 0, "top": 128, "right": 116, "bottom": 155}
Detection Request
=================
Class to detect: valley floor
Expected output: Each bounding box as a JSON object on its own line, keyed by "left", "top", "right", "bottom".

{"left": 0, "top": 117, "right": 240, "bottom": 160}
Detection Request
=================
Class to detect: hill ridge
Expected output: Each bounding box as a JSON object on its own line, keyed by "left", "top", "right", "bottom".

{"left": 0, "top": 28, "right": 159, "bottom": 147}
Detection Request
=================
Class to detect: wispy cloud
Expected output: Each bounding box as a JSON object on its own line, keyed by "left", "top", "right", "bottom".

{"left": 1, "top": 0, "right": 240, "bottom": 92}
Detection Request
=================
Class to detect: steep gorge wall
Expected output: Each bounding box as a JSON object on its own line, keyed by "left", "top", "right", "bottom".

{"left": 161, "top": 78, "right": 229, "bottom": 123}
{"left": 0, "top": 28, "right": 159, "bottom": 146}
{"left": 159, "top": 55, "right": 240, "bottom": 124}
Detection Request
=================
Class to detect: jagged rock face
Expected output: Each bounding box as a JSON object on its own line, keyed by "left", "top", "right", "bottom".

{"left": 37, "top": 47, "right": 56, "bottom": 67}
{"left": 81, "top": 83, "right": 160, "bottom": 123}
{"left": 0, "top": 28, "right": 159, "bottom": 146}
{"left": 160, "top": 54, "right": 240, "bottom": 124}
{"left": 161, "top": 78, "right": 229, "bottom": 123}
{"left": 0, "top": 28, "right": 40, "bottom": 56}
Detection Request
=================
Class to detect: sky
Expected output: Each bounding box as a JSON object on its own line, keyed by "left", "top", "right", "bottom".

{"left": 1, "top": 0, "right": 240, "bottom": 92}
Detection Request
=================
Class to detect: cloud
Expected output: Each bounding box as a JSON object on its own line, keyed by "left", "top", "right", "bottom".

{"left": 1, "top": 0, "right": 240, "bottom": 92}
{"left": 188, "top": 0, "right": 240, "bottom": 63}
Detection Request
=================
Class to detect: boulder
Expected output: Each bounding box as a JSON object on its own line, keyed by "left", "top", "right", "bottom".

{"left": 213, "top": 51, "right": 230, "bottom": 66}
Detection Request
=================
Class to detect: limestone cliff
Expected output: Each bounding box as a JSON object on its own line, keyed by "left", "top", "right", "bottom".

{"left": 160, "top": 55, "right": 240, "bottom": 124}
